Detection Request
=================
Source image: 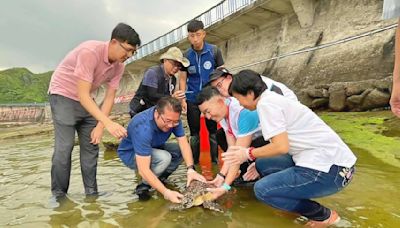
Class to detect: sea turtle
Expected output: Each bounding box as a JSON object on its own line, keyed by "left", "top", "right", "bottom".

{"left": 169, "top": 180, "right": 223, "bottom": 212}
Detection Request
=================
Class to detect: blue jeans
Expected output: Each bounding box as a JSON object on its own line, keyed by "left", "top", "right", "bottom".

{"left": 254, "top": 154, "right": 355, "bottom": 221}
{"left": 128, "top": 143, "right": 183, "bottom": 185}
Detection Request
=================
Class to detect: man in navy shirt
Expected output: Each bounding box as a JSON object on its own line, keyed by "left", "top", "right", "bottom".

{"left": 118, "top": 97, "right": 206, "bottom": 202}
{"left": 129, "top": 47, "right": 189, "bottom": 118}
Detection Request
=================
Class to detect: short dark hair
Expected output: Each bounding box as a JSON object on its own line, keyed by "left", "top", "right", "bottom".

{"left": 111, "top": 23, "right": 141, "bottom": 47}
{"left": 187, "top": 20, "right": 204, "bottom": 32}
{"left": 197, "top": 86, "right": 221, "bottom": 105}
{"left": 229, "top": 69, "right": 267, "bottom": 99}
{"left": 156, "top": 97, "right": 182, "bottom": 114}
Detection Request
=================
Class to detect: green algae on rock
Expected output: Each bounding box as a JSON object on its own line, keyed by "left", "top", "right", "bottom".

{"left": 319, "top": 111, "right": 400, "bottom": 168}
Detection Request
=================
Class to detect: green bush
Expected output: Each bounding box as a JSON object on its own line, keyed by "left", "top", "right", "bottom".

{"left": 0, "top": 68, "right": 53, "bottom": 104}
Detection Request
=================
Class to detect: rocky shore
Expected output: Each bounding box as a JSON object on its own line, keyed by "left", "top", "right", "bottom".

{"left": 304, "top": 76, "right": 392, "bottom": 111}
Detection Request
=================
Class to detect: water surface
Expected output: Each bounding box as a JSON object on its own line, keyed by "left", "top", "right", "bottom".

{"left": 0, "top": 130, "right": 399, "bottom": 227}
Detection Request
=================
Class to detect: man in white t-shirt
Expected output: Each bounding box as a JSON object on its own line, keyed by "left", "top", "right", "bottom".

{"left": 219, "top": 70, "right": 357, "bottom": 227}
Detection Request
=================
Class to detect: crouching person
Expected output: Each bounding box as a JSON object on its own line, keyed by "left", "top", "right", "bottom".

{"left": 217, "top": 70, "right": 357, "bottom": 226}
{"left": 118, "top": 97, "right": 206, "bottom": 202}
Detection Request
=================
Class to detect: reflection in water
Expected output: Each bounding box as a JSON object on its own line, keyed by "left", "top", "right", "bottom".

{"left": 49, "top": 196, "right": 82, "bottom": 227}
{"left": 0, "top": 132, "right": 399, "bottom": 227}
{"left": 104, "top": 149, "right": 119, "bottom": 161}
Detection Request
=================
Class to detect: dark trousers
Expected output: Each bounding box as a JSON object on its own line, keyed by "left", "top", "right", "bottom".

{"left": 186, "top": 101, "right": 218, "bottom": 164}
{"left": 49, "top": 94, "right": 99, "bottom": 196}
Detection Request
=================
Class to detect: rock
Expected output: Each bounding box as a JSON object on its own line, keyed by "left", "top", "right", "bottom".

{"left": 103, "top": 140, "right": 119, "bottom": 151}
{"left": 307, "top": 88, "right": 324, "bottom": 98}
{"left": 375, "top": 76, "right": 392, "bottom": 91}
{"left": 322, "top": 88, "right": 329, "bottom": 98}
{"left": 345, "top": 80, "right": 375, "bottom": 96}
{"left": 346, "top": 89, "right": 372, "bottom": 111}
{"left": 361, "top": 88, "right": 391, "bottom": 110}
{"left": 315, "top": 84, "right": 330, "bottom": 89}
{"left": 310, "top": 98, "right": 329, "bottom": 109}
{"left": 297, "top": 90, "right": 314, "bottom": 107}
{"left": 329, "top": 83, "right": 347, "bottom": 111}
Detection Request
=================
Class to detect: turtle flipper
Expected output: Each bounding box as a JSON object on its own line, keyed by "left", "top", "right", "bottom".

{"left": 202, "top": 201, "right": 223, "bottom": 212}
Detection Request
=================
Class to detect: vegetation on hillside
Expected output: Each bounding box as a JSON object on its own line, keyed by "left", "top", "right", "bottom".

{"left": 0, "top": 68, "right": 53, "bottom": 104}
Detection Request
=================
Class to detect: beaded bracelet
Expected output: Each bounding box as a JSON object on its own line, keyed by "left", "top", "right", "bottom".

{"left": 248, "top": 147, "right": 256, "bottom": 161}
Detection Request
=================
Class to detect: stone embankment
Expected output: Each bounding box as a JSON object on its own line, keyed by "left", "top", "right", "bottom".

{"left": 305, "top": 76, "right": 392, "bottom": 111}
{"left": 0, "top": 104, "right": 51, "bottom": 123}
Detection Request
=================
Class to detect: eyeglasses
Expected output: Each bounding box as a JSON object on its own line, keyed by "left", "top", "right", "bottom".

{"left": 168, "top": 59, "right": 182, "bottom": 70}
{"left": 118, "top": 42, "right": 137, "bottom": 55}
{"left": 159, "top": 114, "right": 180, "bottom": 126}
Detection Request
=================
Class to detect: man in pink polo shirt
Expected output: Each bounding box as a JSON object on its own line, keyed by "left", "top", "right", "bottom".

{"left": 48, "top": 23, "right": 141, "bottom": 197}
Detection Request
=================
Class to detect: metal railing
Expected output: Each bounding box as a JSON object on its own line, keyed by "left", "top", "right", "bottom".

{"left": 125, "top": 0, "right": 257, "bottom": 65}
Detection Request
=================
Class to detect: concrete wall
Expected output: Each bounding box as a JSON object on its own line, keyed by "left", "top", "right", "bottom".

{"left": 215, "top": 0, "right": 396, "bottom": 104}
{"left": 121, "top": 0, "right": 397, "bottom": 109}
{"left": 0, "top": 104, "right": 51, "bottom": 123}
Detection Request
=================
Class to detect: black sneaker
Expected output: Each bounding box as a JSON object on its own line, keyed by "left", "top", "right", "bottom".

{"left": 135, "top": 183, "right": 151, "bottom": 201}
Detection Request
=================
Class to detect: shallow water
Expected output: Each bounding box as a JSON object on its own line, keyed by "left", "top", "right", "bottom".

{"left": 0, "top": 133, "right": 399, "bottom": 227}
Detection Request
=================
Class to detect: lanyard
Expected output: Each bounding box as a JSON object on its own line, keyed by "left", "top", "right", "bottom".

{"left": 169, "top": 78, "right": 173, "bottom": 95}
